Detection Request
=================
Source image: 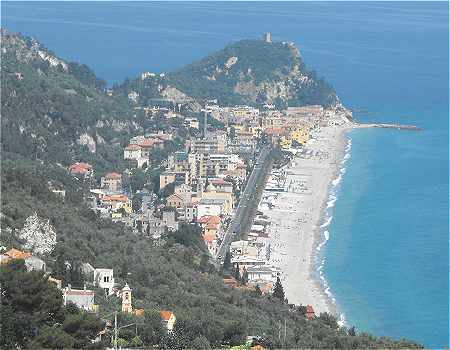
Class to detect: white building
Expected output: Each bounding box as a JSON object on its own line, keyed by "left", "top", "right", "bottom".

{"left": 94, "top": 268, "right": 115, "bottom": 295}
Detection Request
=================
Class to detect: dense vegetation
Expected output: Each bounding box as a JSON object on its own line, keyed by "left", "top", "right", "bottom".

{"left": 0, "top": 30, "right": 423, "bottom": 349}
{"left": 166, "top": 39, "right": 338, "bottom": 107}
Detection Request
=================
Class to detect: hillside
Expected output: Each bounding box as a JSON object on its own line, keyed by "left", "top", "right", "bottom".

{"left": 117, "top": 38, "right": 340, "bottom": 109}
{"left": 1, "top": 160, "right": 423, "bottom": 349}
{"left": 1, "top": 29, "right": 147, "bottom": 175}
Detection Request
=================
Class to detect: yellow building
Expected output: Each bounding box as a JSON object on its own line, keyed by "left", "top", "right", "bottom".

{"left": 290, "top": 127, "right": 310, "bottom": 145}
{"left": 280, "top": 136, "right": 292, "bottom": 150}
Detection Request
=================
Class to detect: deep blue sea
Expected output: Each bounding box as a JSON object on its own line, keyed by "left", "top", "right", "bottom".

{"left": 2, "top": 2, "right": 448, "bottom": 347}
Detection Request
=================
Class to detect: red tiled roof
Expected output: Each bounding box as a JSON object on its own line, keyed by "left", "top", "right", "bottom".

{"left": 102, "top": 194, "right": 129, "bottom": 202}
{"left": 104, "top": 172, "right": 122, "bottom": 179}
{"left": 5, "top": 248, "right": 32, "bottom": 260}
{"left": 197, "top": 215, "right": 221, "bottom": 225}
{"left": 125, "top": 144, "right": 142, "bottom": 151}
{"left": 66, "top": 289, "right": 94, "bottom": 296}
{"left": 160, "top": 310, "right": 174, "bottom": 321}
{"left": 69, "top": 162, "right": 92, "bottom": 174}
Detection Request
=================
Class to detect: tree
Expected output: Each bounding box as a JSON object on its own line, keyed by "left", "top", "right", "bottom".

{"left": 272, "top": 276, "right": 285, "bottom": 301}
{"left": 223, "top": 321, "right": 247, "bottom": 346}
{"left": 31, "top": 326, "right": 75, "bottom": 349}
{"left": 0, "top": 259, "right": 66, "bottom": 348}
{"left": 232, "top": 265, "right": 241, "bottom": 282}
{"left": 241, "top": 267, "right": 248, "bottom": 285}
{"left": 132, "top": 193, "right": 143, "bottom": 212}
{"left": 223, "top": 251, "right": 232, "bottom": 272}
{"left": 140, "top": 310, "right": 165, "bottom": 346}
{"left": 62, "top": 311, "right": 105, "bottom": 348}
{"left": 190, "top": 335, "right": 211, "bottom": 349}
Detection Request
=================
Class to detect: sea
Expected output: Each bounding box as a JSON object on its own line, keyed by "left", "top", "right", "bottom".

{"left": 1, "top": 1, "right": 448, "bottom": 348}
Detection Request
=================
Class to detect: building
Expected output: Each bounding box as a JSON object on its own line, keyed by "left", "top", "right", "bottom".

{"left": 63, "top": 286, "right": 96, "bottom": 312}
{"left": 93, "top": 268, "right": 115, "bottom": 295}
{"left": 197, "top": 198, "right": 227, "bottom": 218}
{"left": 189, "top": 133, "right": 227, "bottom": 154}
{"left": 101, "top": 172, "right": 122, "bottom": 192}
{"left": 121, "top": 283, "right": 132, "bottom": 313}
{"left": 160, "top": 311, "right": 176, "bottom": 332}
{"left": 306, "top": 305, "right": 316, "bottom": 320}
{"left": 160, "top": 172, "right": 176, "bottom": 190}
{"left": 162, "top": 210, "right": 178, "bottom": 231}
{"left": 201, "top": 183, "right": 234, "bottom": 214}
{"left": 263, "top": 32, "right": 272, "bottom": 43}
{"left": 3, "top": 248, "right": 46, "bottom": 272}
{"left": 246, "top": 265, "right": 275, "bottom": 283}
{"left": 69, "top": 162, "right": 93, "bottom": 180}
{"left": 166, "top": 193, "right": 184, "bottom": 209}
{"left": 100, "top": 194, "right": 132, "bottom": 215}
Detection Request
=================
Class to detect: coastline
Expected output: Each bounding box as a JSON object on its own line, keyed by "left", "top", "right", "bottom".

{"left": 260, "top": 124, "right": 352, "bottom": 317}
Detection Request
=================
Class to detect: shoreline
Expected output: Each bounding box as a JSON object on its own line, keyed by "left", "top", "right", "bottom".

{"left": 260, "top": 124, "right": 352, "bottom": 317}
{"left": 311, "top": 126, "right": 351, "bottom": 321}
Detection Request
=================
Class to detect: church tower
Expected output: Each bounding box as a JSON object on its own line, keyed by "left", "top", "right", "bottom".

{"left": 121, "top": 283, "right": 132, "bottom": 313}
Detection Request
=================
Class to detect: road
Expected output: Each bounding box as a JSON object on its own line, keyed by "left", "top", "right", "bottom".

{"left": 215, "top": 145, "right": 272, "bottom": 263}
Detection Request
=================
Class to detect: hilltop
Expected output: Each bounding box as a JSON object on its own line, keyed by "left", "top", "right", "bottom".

{"left": 117, "top": 38, "right": 340, "bottom": 109}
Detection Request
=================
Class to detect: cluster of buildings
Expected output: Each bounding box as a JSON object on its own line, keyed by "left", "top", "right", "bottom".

{"left": 206, "top": 103, "right": 323, "bottom": 153}
{"left": 0, "top": 247, "right": 177, "bottom": 334}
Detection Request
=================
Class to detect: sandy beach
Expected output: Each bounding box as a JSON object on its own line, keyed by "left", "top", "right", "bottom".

{"left": 260, "top": 125, "right": 350, "bottom": 315}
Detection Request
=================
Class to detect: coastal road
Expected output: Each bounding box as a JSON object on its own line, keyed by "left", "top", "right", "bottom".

{"left": 215, "top": 145, "right": 272, "bottom": 263}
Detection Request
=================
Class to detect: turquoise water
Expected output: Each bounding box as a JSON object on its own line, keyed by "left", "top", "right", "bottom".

{"left": 2, "top": 2, "right": 448, "bottom": 347}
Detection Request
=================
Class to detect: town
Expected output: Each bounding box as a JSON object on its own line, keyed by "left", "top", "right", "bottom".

{"left": 1, "top": 84, "right": 351, "bottom": 346}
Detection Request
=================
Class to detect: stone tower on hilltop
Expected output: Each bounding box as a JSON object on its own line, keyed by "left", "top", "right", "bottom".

{"left": 121, "top": 283, "right": 132, "bottom": 313}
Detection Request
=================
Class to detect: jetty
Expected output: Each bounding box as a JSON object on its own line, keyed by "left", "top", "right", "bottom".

{"left": 354, "top": 123, "right": 422, "bottom": 131}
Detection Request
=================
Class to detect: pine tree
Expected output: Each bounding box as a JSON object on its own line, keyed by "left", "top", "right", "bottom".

{"left": 223, "top": 251, "right": 231, "bottom": 271}
{"left": 272, "top": 276, "right": 285, "bottom": 301}
{"left": 232, "top": 265, "right": 241, "bottom": 282}
{"left": 241, "top": 267, "right": 248, "bottom": 285}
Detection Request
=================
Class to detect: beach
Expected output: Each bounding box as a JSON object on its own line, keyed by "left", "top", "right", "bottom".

{"left": 260, "top": 124, "right": 351, "bottom": 316}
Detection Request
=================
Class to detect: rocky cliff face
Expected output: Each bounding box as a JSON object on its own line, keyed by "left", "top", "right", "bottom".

{"left": 18, "top": 212, "right": 57, "bottom": 256}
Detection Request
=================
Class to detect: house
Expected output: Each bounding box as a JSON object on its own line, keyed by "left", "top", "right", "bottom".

{"left": 124, "top": 145, "right": 148, "bottom": 168}
{"left": 160, "top": 311, "right": 176, "bottom": 332}
{"left": 100, "top": 194, "right": 132, "bottom": 215}
{"left": 93, "top": 268, "right": 115, "bottom": 295}
{"left": 24, "top": 255, "right": 47, "bottom": 272}
{"left": 166, "top": 193, "right": 184, "bottom": 209}
{"left": 197, "top": 198, "right": 226, "bottom": 218}
{"left": 210, "top": 179, "right": 233, "bottom": 193}
{"left": 162, "top": 210, "right": 178, "bottom": 231}
{"left": 306, "top": 305, "right": 316, "bottom": 320}
{"left": 160, "top": 172, "right": 176, "bottom": 190}
{"left": 63, "top": 285, "right": 96, "bottom": 312}
{"left": 4, "top": 249, "right": 46, "bottom": 272}
{"left": 231, "top": 256, "right": 266, "bottom": 273}
{"left": 246, "top": 265, "right": 275, "bottom": 283}
{"left": 69, "top": 162, "right": 93, "bottom": 180}
{"left": 101, "top": 172, "right": 122, "bottom": 192}
{"left": 180, "top": 204, "right": 197, "bottom": 223}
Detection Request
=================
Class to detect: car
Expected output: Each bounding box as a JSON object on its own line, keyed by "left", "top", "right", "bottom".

{"left": 217, "top": 255, "right": 223, "bottom": 260}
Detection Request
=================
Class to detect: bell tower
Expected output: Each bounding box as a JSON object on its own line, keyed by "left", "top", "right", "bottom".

{"left": 121, "top": 283, "right": 132, "bottom": 313}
